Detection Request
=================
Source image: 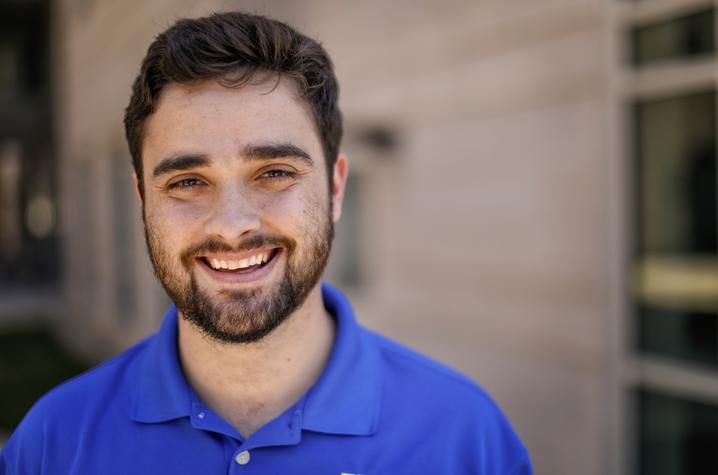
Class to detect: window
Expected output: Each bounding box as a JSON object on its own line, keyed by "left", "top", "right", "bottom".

{"left": 631, "top": 8, "right": 714, "bottom": 66}
{"left": 0, "top": 0, "right": 57, "bottom": 292}
{"left": 618, "top": 2, "right": 718, "bottom": 474}
{"left": 633, "top": 91, "right": 718, "bottom": 368}
{"left": 635, "top": 388, "right": 718, "bottom": 475}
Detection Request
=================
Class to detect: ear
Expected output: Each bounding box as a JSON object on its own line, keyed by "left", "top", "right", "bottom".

{"left": 330, "top": 153, "right": 349, "bottom": 223}
{"left": 132, "top": 172, "right": 143, "bottom": 206}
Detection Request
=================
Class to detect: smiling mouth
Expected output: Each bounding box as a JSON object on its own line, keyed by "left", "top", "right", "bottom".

{"left": 198, "top": 248, "right": 281, "bottom": 274}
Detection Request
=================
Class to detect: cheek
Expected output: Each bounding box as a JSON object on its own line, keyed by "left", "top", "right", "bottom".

{"left": 144, "top": 202, "right": 198, "bottom": 256}
{"left": 264, "top": 186, "right": 328, "bottom": 230}
{"left": 144, "top": 211, "right": 173, "bottom": 256}
{"left": 146, "top": 197, "right": 208, "bottom": 233}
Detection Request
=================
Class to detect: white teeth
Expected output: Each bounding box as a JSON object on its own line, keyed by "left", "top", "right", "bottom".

{"left": 208, "top": 252, "right": 271, "bottom": 270}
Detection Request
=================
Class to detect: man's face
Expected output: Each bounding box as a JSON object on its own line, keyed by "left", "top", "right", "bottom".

{"left": 139, "top": 77, "right": 345, "bottom": 343}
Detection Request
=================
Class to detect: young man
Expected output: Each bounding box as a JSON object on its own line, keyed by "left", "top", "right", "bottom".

{"left": 0, "top": 12, "right": 532, "bottom": 474}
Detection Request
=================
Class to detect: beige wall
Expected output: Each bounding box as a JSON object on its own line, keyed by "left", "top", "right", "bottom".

{"left": 56, "top": 1, "right": 616, "bottom": 473}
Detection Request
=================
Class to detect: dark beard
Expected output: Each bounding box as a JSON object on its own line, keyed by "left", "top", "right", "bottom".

{"left": 144, "top": 213, "right": 334, "bottom": 344}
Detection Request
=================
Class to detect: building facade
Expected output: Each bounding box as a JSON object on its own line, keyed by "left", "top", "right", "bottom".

{"left": 1, "top": 0, "right": 716, "bottom": 473}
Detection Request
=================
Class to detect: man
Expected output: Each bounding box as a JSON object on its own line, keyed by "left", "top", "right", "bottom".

{"left": 0, "top": 12, "right": 531, "bottom": 474}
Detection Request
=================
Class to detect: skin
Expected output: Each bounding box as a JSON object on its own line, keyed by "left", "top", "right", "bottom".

{"left": 136, "top": 76, "right": 348, "bottom": 438}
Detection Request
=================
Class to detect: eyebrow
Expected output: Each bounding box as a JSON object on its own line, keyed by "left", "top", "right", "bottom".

{"left": 152, "top": 154, "right": 209, "bottom": 178}
{"left": 152, "top": 142, "right": 313, "bottom": 178}
{"left": 242, "top": 143, "right": 313, "bottom": 166}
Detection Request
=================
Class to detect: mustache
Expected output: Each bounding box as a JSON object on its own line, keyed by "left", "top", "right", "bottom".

{"left": 180, "top": 235, "right": 295, "bottom": 267}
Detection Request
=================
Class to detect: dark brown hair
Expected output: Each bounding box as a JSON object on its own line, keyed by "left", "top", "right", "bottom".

{"left": 123, "top": 11, "right": 342, "bottom": 197}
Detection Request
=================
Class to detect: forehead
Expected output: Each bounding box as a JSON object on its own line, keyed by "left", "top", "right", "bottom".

{"left": 141, "top": 77, "right": 322, "bottom": 167}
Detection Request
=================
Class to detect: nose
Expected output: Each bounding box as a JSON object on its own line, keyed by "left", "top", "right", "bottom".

{"left": 203, "top": 185, "right": 261, "bottom": 244}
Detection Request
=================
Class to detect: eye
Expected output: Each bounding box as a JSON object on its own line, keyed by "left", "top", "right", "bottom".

{"left": 166, "top": 177, "right": 205, "bottom": 190}
{"left": 261, "top": 169, "right": 297, "bottom": 181}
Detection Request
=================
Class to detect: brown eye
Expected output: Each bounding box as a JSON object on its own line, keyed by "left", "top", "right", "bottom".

{"left": 262, "top": 169, "right": 296, "bottom": 180}
{"left": 167, "top": 177, "right": 204, "bottom": 190}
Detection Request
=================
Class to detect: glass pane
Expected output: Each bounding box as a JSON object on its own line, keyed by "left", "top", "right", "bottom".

{"left": 635, "top": 388, "right": 718, "bottom": 475}
{"left": 631, "top": 9, "right": 714, "bottom": 66}
{"left": 633, "top": 91, "right": 718, "bottom": 367}
{"left": 0, "top": 40, "right": 20, "bottom": 96}
{"left": 635, "top": 92, "right": 716, "bottom": 255}
{"left": 638, "top": 304, "right": 717, "bottom": 366}
{"left": 0, "top": 0, "right": 57, "bottom": 290}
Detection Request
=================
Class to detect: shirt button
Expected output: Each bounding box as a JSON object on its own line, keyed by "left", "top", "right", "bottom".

{"left": 197, "top": 411, "right": 206, "bottom": 419}
{"left": 235, "top": 450, "right": 251, "bottom": 465}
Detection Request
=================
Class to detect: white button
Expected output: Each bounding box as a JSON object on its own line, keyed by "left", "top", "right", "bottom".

{"left": 197, "top": 411, "right": 206, "bottom": 419}
{"left": 235, "top": 450, "right": 251, "bottom": 465}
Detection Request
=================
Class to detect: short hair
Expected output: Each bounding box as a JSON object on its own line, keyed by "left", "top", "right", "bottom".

{"left": 123, "top": 11, "right": 342, "bottom": 198}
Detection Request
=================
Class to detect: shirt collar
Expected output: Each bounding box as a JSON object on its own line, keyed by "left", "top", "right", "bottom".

{"left": 301, "top": 283, "right": 381, "bottom": 436}
{"left": 130, "top": 282, "right": 382, "bottom": 437}
{"left": 131, "top": 305, "right": 192, "bottom": 423}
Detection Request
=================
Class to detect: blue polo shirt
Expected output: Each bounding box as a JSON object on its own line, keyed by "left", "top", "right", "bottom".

{"left": 1, "top": 283, "right": 531, "bottom": 474}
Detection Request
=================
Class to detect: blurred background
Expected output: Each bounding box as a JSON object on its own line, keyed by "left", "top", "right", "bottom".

{"left": 1, "top": 0, "right": 717, "bottom": 473}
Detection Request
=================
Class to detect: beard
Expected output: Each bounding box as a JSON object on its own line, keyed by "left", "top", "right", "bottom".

{"left": 143, "top": 210, "right": 334, "bottom": 344}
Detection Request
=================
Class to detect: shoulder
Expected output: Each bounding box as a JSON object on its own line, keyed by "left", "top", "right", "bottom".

{"left": 31, "top": 334, "right": 153, "bottom": 415}
{"left": 0, "top": 335, "right": 155, "bottom": 472}
{"left": 367, "top": 328, "right": 496, "bottom": 404}
{"left": 363, "top": 328, "right": 532, "bottom": 473}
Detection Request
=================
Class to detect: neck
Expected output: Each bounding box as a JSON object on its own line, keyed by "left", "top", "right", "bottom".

{"left": 177, "top": 284, "right": 335, "bottom": 438}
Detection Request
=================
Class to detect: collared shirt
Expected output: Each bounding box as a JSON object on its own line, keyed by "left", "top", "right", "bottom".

{"left": 0, "top": 283, "right": 532, "bottom": 474}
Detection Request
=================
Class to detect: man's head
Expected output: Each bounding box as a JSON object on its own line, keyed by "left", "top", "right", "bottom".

{"left": 123, "top": 12, "right": 347, "bottom": 344}
{"left": 124, "top": 11, "right": 343, "bottom": 200}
